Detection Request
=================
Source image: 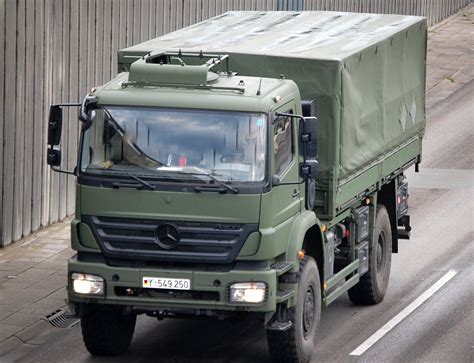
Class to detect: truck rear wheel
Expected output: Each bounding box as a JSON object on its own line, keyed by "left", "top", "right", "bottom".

{"left": 267, "top": 256, "right": 321, "bottom": 363}
{"left": 80, "top": 306, "right": 136, "bottom": 356}
{"left": 348, "top": 205, "right": 392, "bottom": 305}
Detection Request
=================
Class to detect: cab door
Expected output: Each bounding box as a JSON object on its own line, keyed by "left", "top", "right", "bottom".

{"left": 260, "top": 104, "right": 302, "bottom": 234}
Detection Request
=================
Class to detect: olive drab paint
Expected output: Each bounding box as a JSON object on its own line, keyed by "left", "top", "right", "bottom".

{"left": 62, "top": 11, "right": 426, "bottom": 359}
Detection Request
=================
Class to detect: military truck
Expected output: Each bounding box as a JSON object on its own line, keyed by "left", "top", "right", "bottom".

{"left": 47, "top": 11, "right": 426, "bottom": 362}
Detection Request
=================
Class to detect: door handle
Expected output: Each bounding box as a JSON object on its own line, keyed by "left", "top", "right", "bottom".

{"left": 292, "top": 189, "right": 300, "bottom": 198}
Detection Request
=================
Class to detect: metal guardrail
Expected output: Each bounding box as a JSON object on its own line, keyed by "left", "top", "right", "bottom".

{"left": 0, "top": 0, "right": 471, "bottom": 246}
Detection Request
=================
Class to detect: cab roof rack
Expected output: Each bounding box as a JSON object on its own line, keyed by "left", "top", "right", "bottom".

{"left": 145, "top": 50, "right": 232, "bottom": 73}
{"left": 123, "top": 50, "right": 240, "bottom": 91}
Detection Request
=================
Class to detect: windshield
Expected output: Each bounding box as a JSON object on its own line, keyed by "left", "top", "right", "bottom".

{"left": 80, "top": 107, "right": 267, "bottom": 184}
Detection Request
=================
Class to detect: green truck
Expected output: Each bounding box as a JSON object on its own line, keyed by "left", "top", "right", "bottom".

{"left": 47, "top": 11, "right": 426, "bottom": 362}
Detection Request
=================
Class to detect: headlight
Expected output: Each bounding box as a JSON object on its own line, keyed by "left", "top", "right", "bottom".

{"left": 71, "top": 273, "right": 105, "bottom": 295}
{"left": 229, "top": 282, "right": 266, "bottom": 304}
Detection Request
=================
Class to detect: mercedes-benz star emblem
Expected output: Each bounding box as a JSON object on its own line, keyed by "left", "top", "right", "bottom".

{"left": 155, "top": 224, "right": 180, "bottom": 250}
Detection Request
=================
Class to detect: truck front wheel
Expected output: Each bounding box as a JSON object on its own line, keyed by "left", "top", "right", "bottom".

{"left": 348, "top": 205, "right": 392, "bottom": 305}
{"left": 267, "top": 256, "right": 321, "bottom": 363}
{"left": 80, "top": 305, "right": 136, "bottom": 356}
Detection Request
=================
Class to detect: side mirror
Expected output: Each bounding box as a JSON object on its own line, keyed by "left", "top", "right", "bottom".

{"left": 47, "top": 148, "right": 61, "bottom": 166}
{"left": 300, "top": 116, "right": 318, "bottom": 158}
{"left": 300, "top": 159, "right": 318, "bottom": 179}
{"left": 48, "top": 105, "right": 63, "bottom": 145}
{"left": 46, "top": 100, "right": 84, "bottom": 175}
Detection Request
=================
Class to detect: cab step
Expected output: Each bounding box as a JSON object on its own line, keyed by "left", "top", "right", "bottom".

{"left": 266, "top": 320, "right": 293, "bottom": 331}
{"left": 276, "top": 289, "right": 295, "bottom": 303}
{"left": 271, "top": 262, "right": 293, "bottom": 276}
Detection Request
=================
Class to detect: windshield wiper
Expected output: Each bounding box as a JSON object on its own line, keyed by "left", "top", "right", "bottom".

{"left": 183, "top": 167, "right": 239, "bottom": 194}
{"left": 111, "top": 174, "right": 156, "bottom": 191}
{"left": 130, "top": 175, "right": 156, "bottom": 190}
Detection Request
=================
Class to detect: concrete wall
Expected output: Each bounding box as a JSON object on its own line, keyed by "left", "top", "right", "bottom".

{"left": 0, "top": 0, "right": 470, "bottom": 246}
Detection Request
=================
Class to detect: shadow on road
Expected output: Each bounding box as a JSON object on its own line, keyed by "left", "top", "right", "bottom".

{"left": 85, "top": 316, "right": 271, "bottom": 363}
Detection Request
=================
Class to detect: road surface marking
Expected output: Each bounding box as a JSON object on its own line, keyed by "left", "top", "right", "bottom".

{"left": 349, "top": 269, "right": 458, "bottom": 356}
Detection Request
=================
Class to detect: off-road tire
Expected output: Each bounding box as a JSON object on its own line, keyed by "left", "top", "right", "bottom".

{"left": 348, "top": 205, "right": 392, "bottom": 305}
{"left": 80, "top": 306, "right": 136, "bottom": 356}
{"left": 267, "top": 256, "right": 321, "bottom": 363}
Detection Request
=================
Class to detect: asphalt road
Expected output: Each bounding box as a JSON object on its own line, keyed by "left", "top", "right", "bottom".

{"left": 15, "top": 81, "right": 474, "bottom": 363}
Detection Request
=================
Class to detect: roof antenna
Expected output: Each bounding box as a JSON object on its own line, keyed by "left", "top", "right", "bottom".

{"left": 256, "top": 53, "right": 266, "bottom": 96}
{"left": 256, "top": 78, "right": 263, "bottom": 96}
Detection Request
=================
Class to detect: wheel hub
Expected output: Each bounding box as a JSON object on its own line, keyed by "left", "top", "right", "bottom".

{"left": 302, "top": 286, "right": 315, "bottom": 338}
{"left": 377, "top": 233, "right": 385, "bottom": 269}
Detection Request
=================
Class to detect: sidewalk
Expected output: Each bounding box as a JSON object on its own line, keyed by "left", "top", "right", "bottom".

{"left": 0, "top": 3, "right": 473, "bottom": 361}
{"left": 0, "top": 221, "right": 74, "bottom": 360}
{"left": 426, "top": 4, "right": 473, "bottom": 110}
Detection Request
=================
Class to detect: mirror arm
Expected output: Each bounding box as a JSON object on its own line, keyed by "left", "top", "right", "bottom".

{"left": 47, "top": 144, "right": 76, "bottom": 175}
{"left": 301, "top": 126, "right": 308, "bottom": 180}
{"left": 51, "top": 166, "right": 76, "bottom": 176}
{"left": 52, "top": 102, "right": 81, "bottom": 108}
{"left": 277, "top": 179, "right": 305, "bottom": 186}
{"left": 274, "top": 111, "right": 304, "bottom": 123}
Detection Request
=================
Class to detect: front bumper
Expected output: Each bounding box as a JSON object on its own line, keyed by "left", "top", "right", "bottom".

{"left": 67, "top": 255, "right": 278, "bottom": 313}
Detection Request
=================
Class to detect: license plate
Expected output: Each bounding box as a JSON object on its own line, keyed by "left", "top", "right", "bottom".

{"left": 142, "top": 277, "right": 191, "bottom": 290}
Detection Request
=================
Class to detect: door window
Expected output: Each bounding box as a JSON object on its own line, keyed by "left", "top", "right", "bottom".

{"left": 273, "top": 112, "right": 293, "bottom": 176}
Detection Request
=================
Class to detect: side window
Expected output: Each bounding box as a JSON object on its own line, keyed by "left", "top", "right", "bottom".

{"left": 273, "top": 112, "right": 293, "bottom": 176}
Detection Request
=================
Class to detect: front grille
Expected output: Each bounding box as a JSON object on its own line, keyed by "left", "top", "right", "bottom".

{"left": 82, "top": 216, "right": 258, "bottom": 264}
{"left": 114, "top": 287, "right": 220, "bottom": 301}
